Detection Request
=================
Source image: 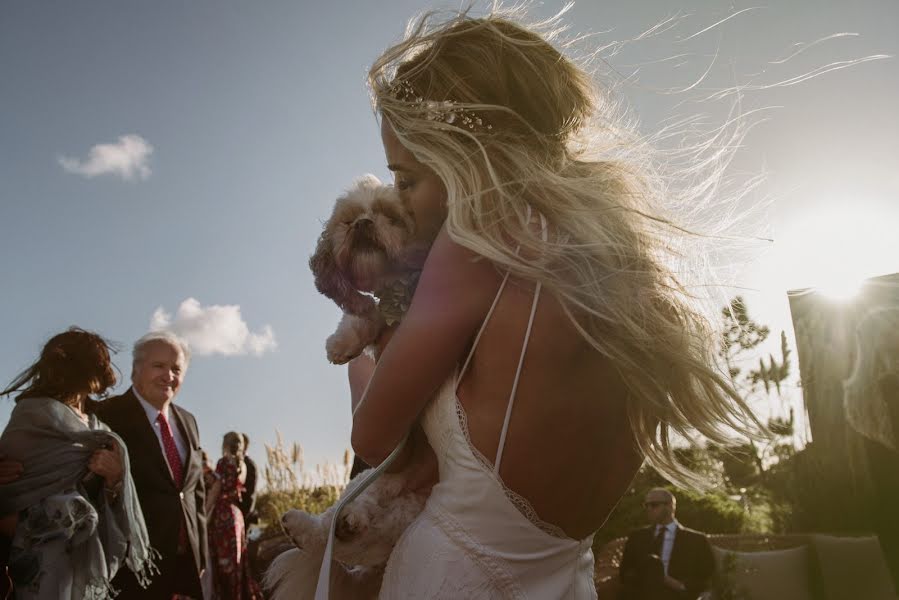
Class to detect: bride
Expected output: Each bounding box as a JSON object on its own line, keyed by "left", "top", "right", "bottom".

{"left": 351, "top": 8, "right": 763, "bottom": 598}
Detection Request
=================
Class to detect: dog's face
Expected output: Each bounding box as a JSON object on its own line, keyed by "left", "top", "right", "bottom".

{"left": 310, "top": 175, "right": 417, "bottom": 314}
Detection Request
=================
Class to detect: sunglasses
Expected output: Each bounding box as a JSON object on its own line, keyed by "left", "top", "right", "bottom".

{"left": 643, "top": 501, "right": 669, "bottom": 508}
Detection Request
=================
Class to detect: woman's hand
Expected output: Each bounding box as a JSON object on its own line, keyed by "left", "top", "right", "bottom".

{"left": 89, "top": 440, "right": 123, "bottom": 488}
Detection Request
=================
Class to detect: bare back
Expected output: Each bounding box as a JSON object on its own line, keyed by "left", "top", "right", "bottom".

{"left": 354, "top": 223, "right": 643, "bottom": 539}
{"left": 458, "top": 271, "right": 642, "bottom": 540}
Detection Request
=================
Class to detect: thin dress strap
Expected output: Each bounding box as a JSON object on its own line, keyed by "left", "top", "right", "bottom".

{"left": 455, "top": 270, "right": 512, "bottom": 385}
{"left": 494, "top": 212, "right": 547, "bottom": 474}
{"left": 453, "top": 207, "right": 549, "bottom": 474}
{"left": 455, "top": 205, "right": 537, "bottom": 387}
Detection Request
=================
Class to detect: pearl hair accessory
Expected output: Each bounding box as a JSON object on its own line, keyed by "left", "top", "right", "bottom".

{"left": 390, "top": 80, "right": 493, "bottom": 131}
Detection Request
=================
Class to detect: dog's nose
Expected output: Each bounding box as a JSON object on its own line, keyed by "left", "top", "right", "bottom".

{"left": 353, "top": 217, "right": 374, "bottom": 229}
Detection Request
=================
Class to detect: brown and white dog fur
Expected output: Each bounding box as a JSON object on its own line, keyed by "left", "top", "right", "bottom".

{"left": 307, "top": 173, "right": 429, "bottom": 365}
{"left": 264, "top": 175, "right": 431, "bottom": 600}
{"left": 264, "top": 472, "right": 428, "bottom": 600}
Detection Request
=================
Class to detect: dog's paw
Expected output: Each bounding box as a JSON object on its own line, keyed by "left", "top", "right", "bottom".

{"left": 326, "top": 332, "right": 366, "bottom": 364}
{"left": 281, "top": 509, "right": 326, "bottom": 552}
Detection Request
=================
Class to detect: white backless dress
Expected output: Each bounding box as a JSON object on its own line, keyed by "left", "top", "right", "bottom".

{"left": 378, "top": 236, "right": 598, "bottom": 599}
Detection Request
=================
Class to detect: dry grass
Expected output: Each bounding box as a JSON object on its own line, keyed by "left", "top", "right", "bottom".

{"left": 255, "top": 430, "right": 352, "bottom": 528}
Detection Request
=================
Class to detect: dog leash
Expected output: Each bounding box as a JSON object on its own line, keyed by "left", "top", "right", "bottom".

{"left": 314, "top": 433, "right": 409, "bottom": 600}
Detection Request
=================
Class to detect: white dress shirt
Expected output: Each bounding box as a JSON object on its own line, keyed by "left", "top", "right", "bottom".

{"left": 655, "top": 520, "right": 679, "bottom": 574}
{"left": 133, "top": 387, "right": 188, "bottom": 468}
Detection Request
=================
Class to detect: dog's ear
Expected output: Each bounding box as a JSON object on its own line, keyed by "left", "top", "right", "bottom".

{"left": 309, "top": 228, "right": 375, "bottom": 316}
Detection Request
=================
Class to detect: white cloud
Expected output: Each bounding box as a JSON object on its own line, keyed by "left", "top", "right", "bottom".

{"left": 59, "top": 134, "right": 153, "bottom": 180}
{"left": 150, "top": 298, "right": 277, "bottom": 357}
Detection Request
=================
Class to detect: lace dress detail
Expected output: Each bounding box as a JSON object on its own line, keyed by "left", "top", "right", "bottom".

{"left": 453, "top": 398, "right": 571, "bottom": 540}
{"left": 380, "top": 211, "right": 598, "bottom": 599}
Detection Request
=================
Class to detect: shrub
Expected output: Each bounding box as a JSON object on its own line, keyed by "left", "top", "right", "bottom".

{"left": 594, "top": 467, "right": 751, "bottom": 551}
{"left": 675, "top": 487, "right": 751, "bottom": 533}
{"left": 255, "top": 485, "right": 342, "bottom": 529}
{"left": 255, "top": 430, "right": 352, "bottom": 529}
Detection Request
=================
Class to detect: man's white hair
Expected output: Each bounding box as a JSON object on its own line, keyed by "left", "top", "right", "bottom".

{"left": 132, "top": 330, "right": 191, "bottom": 371}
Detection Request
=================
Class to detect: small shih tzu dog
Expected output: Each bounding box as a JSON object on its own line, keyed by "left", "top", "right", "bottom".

{"left": 264, "top": 175, "right": 430, "bottom": 599}
{"left": 264, "top": 471, "right": 428, "bottom": 600}
{"left": 307, "top": 173, "right": 430, "bottom": 364}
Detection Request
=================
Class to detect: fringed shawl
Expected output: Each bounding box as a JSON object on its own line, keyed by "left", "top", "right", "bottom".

{"left": 0, "top": 396, "right": 158, "bottom": 599}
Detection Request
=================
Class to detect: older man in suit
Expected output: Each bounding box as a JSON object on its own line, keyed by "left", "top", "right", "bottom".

{"left": 619, "top": 487, "right": 714, "bottom": 600}
{"left": 0, "top": 331, "right": 207, "bottom": 598}
{"left": 97, "top": 331, "right": 207, "bottom": 599}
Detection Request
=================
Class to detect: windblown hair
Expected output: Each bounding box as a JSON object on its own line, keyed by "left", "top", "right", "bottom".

{"left": 1, "top": 327, "right": 118, "bottom": 411}
{"left": 369, "top": 8, "right": 766, "bottom": 486}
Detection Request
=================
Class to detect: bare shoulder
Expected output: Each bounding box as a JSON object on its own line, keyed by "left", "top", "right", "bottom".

{"left": 413, "top": 227, "right": 502, "bottom": 312}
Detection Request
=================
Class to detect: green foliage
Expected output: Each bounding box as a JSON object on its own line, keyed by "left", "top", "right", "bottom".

{"left": 709, "top": 443, "right": 761, "bottom": 488}
{"left": 749, "top": 332, "right": 792, "bottom": 395}
{"left": 720, "top": 297, "right": 792, "bottom": 402}
{"left": 593, "top": 467, "right": 752, "bottom": 551}
{"left": 717, "top": 296, "right": 798, "bottom": 485}
{"left": 255, "top": 431, "right": 351, "bottom": 530}
{"left": 675, "top": 487, "right": 752, "bottom": 534}
{"left": 255, "top": 486, "right": 341, "bottom": 528}
{"left": 721, "top": 296, "right": 770, "bottom": 356}
{"left": 672, "top": 446, "right": 726, "bottom": 489}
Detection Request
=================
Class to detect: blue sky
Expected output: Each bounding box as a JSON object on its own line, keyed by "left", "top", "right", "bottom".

{"left": 2, "top": 0, "right": 897, "bottom": 481}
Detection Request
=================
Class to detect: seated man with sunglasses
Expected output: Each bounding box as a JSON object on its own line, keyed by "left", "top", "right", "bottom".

{"left": 619, "top": 488, "right": 714, "bottom": 600}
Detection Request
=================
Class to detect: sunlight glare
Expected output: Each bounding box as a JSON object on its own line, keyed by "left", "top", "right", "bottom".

{"left": 766, "top": 202, "right": 898, "bottom": 299}
{"left": 816, "top": 277, "right": 865, "bottom": 301}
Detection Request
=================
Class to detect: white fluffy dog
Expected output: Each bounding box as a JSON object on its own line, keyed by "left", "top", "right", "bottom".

{"left": 307, "top": 173, "right": 430, "bottom": 365}
{"left": 263, "top": 175, "right": 431, "bottom": 599}
{"left": 264, "top": 472, "right": 427, "bottom": 600}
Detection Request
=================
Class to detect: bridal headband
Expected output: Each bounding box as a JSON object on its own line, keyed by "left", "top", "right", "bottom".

{"left": 389, "top": 80, "right": 494, "bottom": 132}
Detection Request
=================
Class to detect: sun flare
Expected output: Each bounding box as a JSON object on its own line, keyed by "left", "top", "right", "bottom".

{"left": 816, "top": 277, "right": 865, "bottom": 301}
{"left": 770, "top": 203, "right": 898, "bottom": 298}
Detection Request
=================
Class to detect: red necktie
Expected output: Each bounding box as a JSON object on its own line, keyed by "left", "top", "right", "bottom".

{"left": 157, "top": 412, "right": 184, "bottom": 487}
{"left": 157, "top": 411, "right": 189, "bottom": 560}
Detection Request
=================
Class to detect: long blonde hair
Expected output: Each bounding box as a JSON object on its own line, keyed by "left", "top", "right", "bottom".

{"left": 369, "top": 8, "right": 766, "bottom": 486}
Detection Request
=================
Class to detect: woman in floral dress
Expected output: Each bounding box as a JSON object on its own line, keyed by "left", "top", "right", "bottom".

{"left": 207, "top": 432, "right": 262, "bottom": 600}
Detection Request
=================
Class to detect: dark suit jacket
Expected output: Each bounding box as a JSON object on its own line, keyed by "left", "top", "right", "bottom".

{"left": 238, "top": 455, "right": 258, "bottom": 521}
{"left": 96, "top": 388, "right": 207, "bottom": 596}
{"left": 619, "top": 523, "right": 714, "bottom": 600}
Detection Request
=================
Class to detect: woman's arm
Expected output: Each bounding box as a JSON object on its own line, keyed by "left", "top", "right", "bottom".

{"left": 348, "top": 353, "right": 377, "bottom": 415}
{"left": 205, "top": 479, "right": 221, "bottom": 517}
{"left": 351, "top": 227, "right": 500, "bottom": 466}
{"left": 88, "top": 440, "right": 123, "bottom": 490}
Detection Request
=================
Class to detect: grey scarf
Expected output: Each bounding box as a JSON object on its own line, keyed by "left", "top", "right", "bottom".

{"left": 0, "top": 396, "right": 158, "bottom": 599}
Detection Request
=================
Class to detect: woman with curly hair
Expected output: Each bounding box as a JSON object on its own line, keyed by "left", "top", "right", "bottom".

{"left": 0, "top": 328, "right": 155, "bottom": 599}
